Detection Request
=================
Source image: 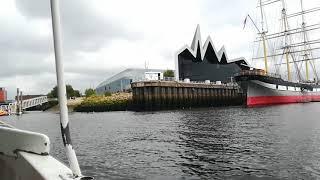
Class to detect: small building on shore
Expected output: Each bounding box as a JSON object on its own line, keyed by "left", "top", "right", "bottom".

{"left": 0, "top": 87, "right": 7, "bottom": 103}
{"left": 96, "top": 68, "right": 167, "bottom": 94}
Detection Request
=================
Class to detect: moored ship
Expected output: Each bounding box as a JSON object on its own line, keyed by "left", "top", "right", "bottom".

{"left": 235, "top": 0, "right": 320, "bottom": 107}
{"left": 235, "top": 69, "right": 320, "bottom": 107}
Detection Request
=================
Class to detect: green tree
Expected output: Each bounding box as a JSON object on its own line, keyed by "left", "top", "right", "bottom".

{"left": 47, "top": 86, "right": 58, "bottom": 98}
{"left": 47, "top": 85, "right": 79, "bottom": 98}
{"left": 85, "top": 88, "right": 96, "bottom": 97}
{"left": 163, "top": 70, "right": 174, "bottom": 77}
{"left": 74, "top": 90, "right": 81, "bottom": 97}
{"left": 66, "top": 85, "right": 74, "bottom": 98}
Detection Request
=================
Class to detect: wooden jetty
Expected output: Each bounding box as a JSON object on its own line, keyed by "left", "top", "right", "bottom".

{"left": 131, "top": 81, "right": 245, "bottom": 111}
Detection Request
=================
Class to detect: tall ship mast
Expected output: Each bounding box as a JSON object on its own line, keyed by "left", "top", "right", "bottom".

{"left": 235, "top": 0, "right": 320, "bottom": 107}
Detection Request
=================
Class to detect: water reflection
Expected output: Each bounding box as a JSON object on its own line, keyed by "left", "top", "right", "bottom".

{"left": 1, "top": 104, "right": 320, "bottom": 179}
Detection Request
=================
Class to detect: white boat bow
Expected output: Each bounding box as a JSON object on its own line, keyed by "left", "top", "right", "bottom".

{"left": 0, "top": 121, "right": 91, "bottom": 180}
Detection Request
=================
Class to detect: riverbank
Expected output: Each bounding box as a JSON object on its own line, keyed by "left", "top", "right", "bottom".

{"left": 46, "top": 97, "right": 84, "bottom": 112}
{"left": 74, "top": 93, "right": 132, "bottom": 112}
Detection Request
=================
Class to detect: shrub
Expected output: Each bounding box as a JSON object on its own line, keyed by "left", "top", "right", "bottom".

{"left": 74, "top": 92, "right": 132, "bottom": 112}
{"left": 104, "top": 92, "right": 112, "bottom": 97}
{"left": 85, "top": 88, "right": 96, "bottom": 97}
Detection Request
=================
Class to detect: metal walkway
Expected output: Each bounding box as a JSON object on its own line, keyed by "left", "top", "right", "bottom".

{"left": 0, "top": 96, "right": 48, "bottom": 114}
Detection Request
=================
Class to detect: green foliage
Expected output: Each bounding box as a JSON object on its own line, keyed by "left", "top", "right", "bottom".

{"left": 163, "top": 70, "right": 174, "bottom": 77}
{"left": 74, "top": 93, "right": 132, "bottom": 112}
{"left": 85, "top": 88, "right": 96, "bottom": 97}
{"left": 47, "top": 85, "right": 81, "bottom": 98}
{"left": 104, "top": 92, "right": 112, "bottom": 97}
{"left": 47, "top": 86, "right": 57, "bottom": 98}
{"left": 74, "top": 90, "right": 81, "bottom": 97}
{"left": 48, "top": 100, "right": 59, "bottom": 108}
{"left": 66, "top": 85, "right": 74, "bottom": 98}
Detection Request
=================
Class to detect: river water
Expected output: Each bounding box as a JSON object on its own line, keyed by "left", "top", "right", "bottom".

{"left": 2, "top": 103, "right": 320, "bottom": 179}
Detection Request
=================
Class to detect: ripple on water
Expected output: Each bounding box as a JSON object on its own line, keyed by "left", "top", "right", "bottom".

{"left": 2, "top": 104, "right": 320, "bottom": 179}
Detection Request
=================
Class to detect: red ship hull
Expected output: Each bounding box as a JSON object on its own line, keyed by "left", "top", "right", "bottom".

{"left": 234, "top": 70, "right": 320, "bottom": 107}
{"left": 239, "top": 79, "right": 320, "bottom": 107}
{"left": 247, "top": 95, "right": 320, "bottom": 107}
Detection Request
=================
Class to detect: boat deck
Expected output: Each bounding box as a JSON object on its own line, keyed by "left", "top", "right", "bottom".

{"left": 0, "top": 121, "right": 13, "bottom": 128}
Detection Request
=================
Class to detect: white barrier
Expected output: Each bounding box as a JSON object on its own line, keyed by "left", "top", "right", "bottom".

{"left": 0, "top": 96, "right": 48, "bottom": 115}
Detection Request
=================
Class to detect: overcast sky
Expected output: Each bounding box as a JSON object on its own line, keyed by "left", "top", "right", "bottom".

{"left": 1, "top": 0, "right": 319, "bottom": 98}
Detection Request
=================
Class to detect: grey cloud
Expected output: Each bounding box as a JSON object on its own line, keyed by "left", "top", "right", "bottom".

{"left": 0, "top": 0, "right": 142, "bottom": 96}
{"left": 0, "top": 52, "right": 54, "bottom": 77}
{"left": 0, "top": 10, "right": 53, "bottom": 79}
{"left": 201, "top": 0, "right": 253, "bottom": 27}
{"left": 65, "top": 66, "right": 122, "bottom": 78}
{"left": 0, "top": 28, "right": 51, "bottom": 54}
{"left": 15, "top": 1, "right": 50, "bottom": 18}
{"left": 15, "top": 0, "right": 141, "bottom": 52}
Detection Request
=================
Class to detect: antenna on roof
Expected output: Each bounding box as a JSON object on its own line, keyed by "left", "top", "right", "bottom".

{"left": 145, "top": 60, "right": 149, "bottom": 70}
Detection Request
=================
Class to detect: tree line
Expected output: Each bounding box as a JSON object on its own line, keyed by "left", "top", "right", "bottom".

{"left": 47, "top": 85, "right": 96, "bottom": 98}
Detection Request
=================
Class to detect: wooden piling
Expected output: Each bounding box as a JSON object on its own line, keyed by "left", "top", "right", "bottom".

{"left": 131, "top": 81, "right": 244, "bottom": 111}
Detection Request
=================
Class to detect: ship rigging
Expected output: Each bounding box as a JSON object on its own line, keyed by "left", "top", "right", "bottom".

{"left": 247, "top": 0, "right": 320, "bottom": 83}
{"left": 235, "top": 0, "right": 320, "bottom": 107}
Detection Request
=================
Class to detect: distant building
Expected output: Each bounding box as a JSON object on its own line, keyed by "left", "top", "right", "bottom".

{"left": 0, "top": 87, "right": 7, "bottom": 103}
{"left": 175, "top": 25, "right": 250, "bottom": 82}
{"left": 96, "top": 68, "right": 166, "bottom": 94}
{"left": 145, "top": 71, "right": 164, "bottom": 81}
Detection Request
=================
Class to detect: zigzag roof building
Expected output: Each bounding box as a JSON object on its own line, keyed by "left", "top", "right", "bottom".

{"left": 175, "top": 25, "right": 250, "bottom": 82}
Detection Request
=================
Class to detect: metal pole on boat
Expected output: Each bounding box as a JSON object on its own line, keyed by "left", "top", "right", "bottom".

{"left": 19, "top": 91, "right": 22, "bottom": 114}
{"left": 16, "top": 88, "right": 22, "bottom": 115}
{"left": 16, "top": 88, "right": 19, "bottom": 115}
{"left": 49, "top": 0, "right": 82, "bottom": 177}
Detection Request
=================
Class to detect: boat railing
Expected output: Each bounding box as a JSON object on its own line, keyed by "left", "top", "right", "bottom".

{"left": 0, "top": 121, "right": 14, "bottom": 128}
{"left": 237, "top": 70, "right": 281, "bottom": 78}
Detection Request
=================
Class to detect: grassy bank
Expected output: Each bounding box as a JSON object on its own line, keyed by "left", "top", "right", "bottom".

{"left": 74, "top": 93, "right": 132, "bottom": 112}
{"left": 45, "top": 98, "right": 84, "bottom": 112}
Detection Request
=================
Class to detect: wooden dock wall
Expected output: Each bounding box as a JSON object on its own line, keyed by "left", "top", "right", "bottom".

{"left": 131, "top": 81, "right": 245, "bottom": 111}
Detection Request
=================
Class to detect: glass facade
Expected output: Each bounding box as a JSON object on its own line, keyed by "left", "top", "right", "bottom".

{"left": 96, "top": 68, "right": 165, "bottom": 94}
